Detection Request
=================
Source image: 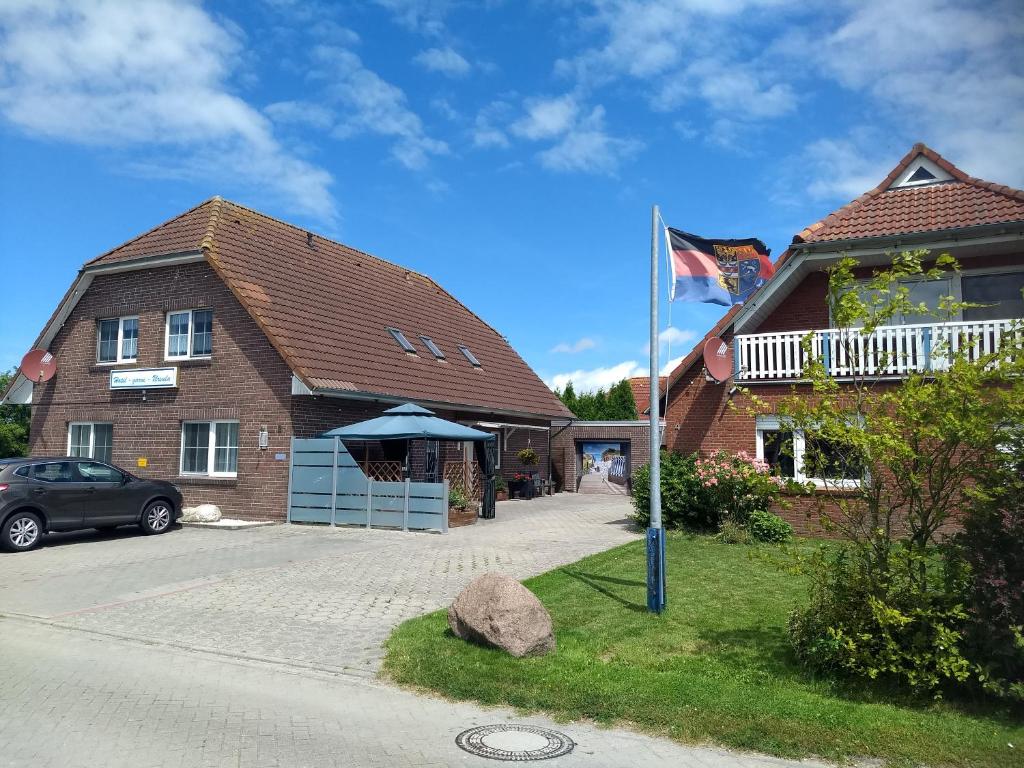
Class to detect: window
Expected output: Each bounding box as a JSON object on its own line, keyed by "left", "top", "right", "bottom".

{"left": 963, "top": 272, "right": 1024, "bottom": 321}
{"left": 68, "top": 423, "right": 113, "bottom": 463}
{"left": 14, "top": 465, "right": 29, "bottom": 478}
{"left": 32, "top": 462, "right": 76, "bottom": 483}
{"left": 97, "top": 317, "right": 139, "bottom": 363}
{"left": 836, "top": 270, "right": 1024, "bottom": 327}
{"left": 756, "top": 416, "right": 861, "bottom": 487}
{"left": 76, "top": 461, "right": 123, "bottom": 483}
{"left": 166, "top": 309, "right": 213, "bottom": 359}
{"left": 419, "top": 335, "right": 445, "bottom": 359}
{"left": 458, "top": 345, "right": 481, "bottom": 367}
{"left": 180, "top": 421, "right": 239, "bottom": 476}
{"left": 387, "top": 327, "right": 416, "bottom": 353}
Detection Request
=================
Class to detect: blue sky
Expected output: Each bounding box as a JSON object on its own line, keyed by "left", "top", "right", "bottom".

{"left": 1, "top": 0, "right": 1022, "bottom": 393}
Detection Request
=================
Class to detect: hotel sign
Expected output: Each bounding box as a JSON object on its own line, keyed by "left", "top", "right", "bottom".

{"left": 110, "top": 367, "right": 178, "bottom": 390}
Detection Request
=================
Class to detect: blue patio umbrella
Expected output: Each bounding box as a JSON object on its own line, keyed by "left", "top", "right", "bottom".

{"left": 320, "top": 403, "right": 496, "bottom": 442}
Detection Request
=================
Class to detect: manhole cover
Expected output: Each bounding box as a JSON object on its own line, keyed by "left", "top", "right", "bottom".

{"left": 455, "top": 724, "right": 575, "bottom": 761}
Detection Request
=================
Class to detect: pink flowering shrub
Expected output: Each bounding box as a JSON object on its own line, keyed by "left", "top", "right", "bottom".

{"left": 694, "top": 450, "right": 786, "bottom": 526}
{"left": 632, "top": 450, "right": 790, "bottom": 532}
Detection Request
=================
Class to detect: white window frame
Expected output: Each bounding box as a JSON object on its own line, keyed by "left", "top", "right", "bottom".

{"left": 179, "top": 420, "right": 239, "bottom": 478}
{"left": 96, "top": 316, "right": 139, "bottom": 364}
{"left": 755, "top": 416, "right": 860, "bottom": 489}
{"left": 67, "top": 422, "right": 113, "bottom": 462}
{"left": 165, "top": 309, "right": 213, "bottom": 361}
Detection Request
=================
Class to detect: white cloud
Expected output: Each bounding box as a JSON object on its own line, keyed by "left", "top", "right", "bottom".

{"left": 472, "top": 99, "right": 512, "bottom": 148}
{"left": 545, "top": 361, "right": 643, "bottom": 394}
{"left": 511, "top": 95, "right": 579, "bottom": 140}
{"left": 550, "top": 337, "right": 598, "bottom": 354}
{"left": 795, "top": 136, "right": 892, "bottom": 202}
{"left": 371, "top": 0, "right": 451, "bottom": 36}
{"left": 660, "top": 356, "right": 685, "bottom": 376}
{"left": 559, "top": 0, "right": 798, "bottom": 127}
{"left": 537, "top": 105, "right": 641, "bottom": 175}
{"left": 0, "top": 0, "right": 335, "bottom": 219}
{"left": 414, "top": 46, "right": 471, "bottom": 77}
{"left": 265, "top": 100, "right": 335, "bottom": 130}
{"left": 803, "top": 0, "right": 1024, "bottom": 187}
{"left": 545, "top": 357, "right": 681, "bottom": 393}
{"left": 659, "top": 326, "right": 696, "bottom": 346}
{"left": 314, "top": 46, "right": 448, "bottom": 170}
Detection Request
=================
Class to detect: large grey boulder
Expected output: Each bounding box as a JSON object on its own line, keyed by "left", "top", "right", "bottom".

{"left": 447, "top": 573, "right": 556, "bottom": 657}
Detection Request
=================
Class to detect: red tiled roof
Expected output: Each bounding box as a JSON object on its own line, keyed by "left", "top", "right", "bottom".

{"left": 628, "top": 376, "right": 665, "bottom": 410}
{"left": 662, "top": 144, "right": 1024, "bottom": 389}
{"left": 797, "top": 143, "right": 1024, "bottom": 243}
{"left": 87, "top": 198, "right": 572, "bottom": 419}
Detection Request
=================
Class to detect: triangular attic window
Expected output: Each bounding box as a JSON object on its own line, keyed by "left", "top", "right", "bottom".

{"left": 889, "top": 154, "right": 953, "bottom": 189}
{"left": 907, "top": 166, "right": 936, "bottom": 183}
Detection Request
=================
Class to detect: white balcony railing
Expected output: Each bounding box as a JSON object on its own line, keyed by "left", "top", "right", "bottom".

{"left": 735, "top": 319, "right": 1021, "bottom": 382}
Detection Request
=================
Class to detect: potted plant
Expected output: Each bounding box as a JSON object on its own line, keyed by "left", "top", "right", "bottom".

{"left": 508, "top": 472, "right": 534, "bottom": 499}
{"left": 495, "top": 476, "right": 509, "bottom": 502}
{"left": 448, "top": 486, "right": 476, "bottom": 527}
{"left": 517, "top": 447, "right": 539, "bottom": 466}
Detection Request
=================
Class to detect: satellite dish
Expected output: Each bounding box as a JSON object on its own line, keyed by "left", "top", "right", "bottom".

{"left": 20, "top": 349, "right": 57, "bottom": 383}
{"left": 702, "top": 337, "right": 732, "bottom": 383}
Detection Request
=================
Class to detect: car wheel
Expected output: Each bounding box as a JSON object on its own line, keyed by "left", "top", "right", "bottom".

{"left": 140, "top": 501, "right": 173, "bottom": 535}
{"left": 2, "top": 511, "right": 43, "bottom": 552}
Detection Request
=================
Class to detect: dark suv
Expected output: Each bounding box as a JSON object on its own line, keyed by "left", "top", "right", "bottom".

{"left": 0, "top": 458, "right": 183, "bottom": 552}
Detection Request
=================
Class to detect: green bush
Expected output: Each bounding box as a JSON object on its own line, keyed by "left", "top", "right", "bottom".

{"left": 950, "top": 436, "right": 1024, "bottom": 701}
{"left": 631, "top": 452, "right": 718, "bottom": 530}
{"left": 789, "top": 547, "right": 971, "bottom": 697}
{"left": 747, "top": 509, "right": 792, "bottom": 543}
{"left": 632, "top": 450, "right": 787, "bottom": 532}
{"left": 494, "top": 476, "right": 508, "bottom": 493}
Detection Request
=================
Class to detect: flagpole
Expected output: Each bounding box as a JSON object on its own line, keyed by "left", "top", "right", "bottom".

{"left": 647, "top": 204, "right": 665, "bottom": 614}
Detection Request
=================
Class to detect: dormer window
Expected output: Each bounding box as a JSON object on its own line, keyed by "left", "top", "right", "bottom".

{"left": 387, "top": 327, "right": 416, "bottom": 353}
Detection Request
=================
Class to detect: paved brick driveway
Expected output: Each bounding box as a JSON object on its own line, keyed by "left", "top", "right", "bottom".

{"left": 0, "top": 493, "right": 639, "bottom": 676}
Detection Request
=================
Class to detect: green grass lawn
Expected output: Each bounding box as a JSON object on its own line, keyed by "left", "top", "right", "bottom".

{"left": 383, "top": 534, "right": 1022, "bottom": 767}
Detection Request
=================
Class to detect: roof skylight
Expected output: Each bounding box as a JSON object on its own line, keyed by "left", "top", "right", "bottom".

{"left": 420, "top": 335, "right": 445, "bottom": 359}
{"left": 387, "top": 327, "right": 416, "bottom": 353}
{"left": 458, "top": 345, "right": 481, "bottom": 367}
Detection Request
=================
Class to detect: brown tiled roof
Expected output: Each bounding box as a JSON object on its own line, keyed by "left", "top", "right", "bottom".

{"left": 797, "top": 143, "right": 1024, "bottom": 243}
{"left": 88, "top": 197, "right": 572, "bottom": 419}
{"left": 628, "top": 376, "right": 665, "bottom": 410}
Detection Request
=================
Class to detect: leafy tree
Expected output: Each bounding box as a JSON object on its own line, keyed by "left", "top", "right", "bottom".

{"left": 606, "top": 379, "right": 639, "bottom": 420}
{"left": 0, "top": 369, "right": 30, "bottom": 458}
{"left": 555, "top": 378, "right": 638, "bottom": 420}
{"left": 768, "top": 250, "right": 1024, "bottom": 696}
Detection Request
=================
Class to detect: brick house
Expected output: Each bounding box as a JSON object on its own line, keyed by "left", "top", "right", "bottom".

{"left": 3, "top": 197, "right": 571, "bottom": 520}
{"left": 662, "top": 144, "right": 1024, "bottom": 536}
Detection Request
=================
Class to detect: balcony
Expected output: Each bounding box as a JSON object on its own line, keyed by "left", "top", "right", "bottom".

{"left": 735, "top": 319, "right": 1021, "bottom": 383}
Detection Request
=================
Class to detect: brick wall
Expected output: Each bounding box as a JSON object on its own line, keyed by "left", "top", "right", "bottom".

{"left": 30, "top": 267, "right": 555, "bottom": 523}
{"left": 30, "top": 261, "right": 294, "bottom": 520}
{"left": 662, "top": 251, "right": 1024, "bottom": 537}
{"left": 550, "top": 422, "right": 653, "bottom": 493}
